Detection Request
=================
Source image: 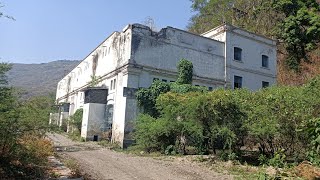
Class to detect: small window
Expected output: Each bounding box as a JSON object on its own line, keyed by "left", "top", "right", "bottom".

{"left": 262, "top": 55, "right": 269, "bottom": 68}
{"left": 234, "top": 76, "right": 243, "bottom": 89}
{"left": 153, "top": 78, "right": 159, "bottom": 82}
{"left": 113, "top": 79, "right": 116, "bottom": 90}
{"left": 195, "top": 85, "right": 200, "bottom": 87}
{"left": 262, "top": 81, "right": 269, "bottom": 88}
{"left": 234, "top": 47, "right": 242, "bottom": 61}
{"left": 208, "top": 87, "right": 213, "bottom": 91}
{"left": 170, "top": 80, "right": 175, "bottom": 83}
{"left": 162, "top": 79, "right": 167, "bottom": 82}
{"left": 110, "top": 80, "right": 114, "bottom": 90}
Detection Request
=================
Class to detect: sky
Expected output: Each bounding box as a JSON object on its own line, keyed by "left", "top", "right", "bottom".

{"left": 0, "top": 0, "right": 194, "bottom": 64}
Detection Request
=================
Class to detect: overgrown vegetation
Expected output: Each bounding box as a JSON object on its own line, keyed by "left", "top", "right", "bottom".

{"left": 136, "top": 59, "right": 206, "bottom": 118}
{"left": 134, "top": 59, "right": 320, "bottom": 179}
{"left": 69, "top": 108, "right": 83, "bottom": 134}
{"left": 0, "top": 63, "right": 55, "bottom": 179}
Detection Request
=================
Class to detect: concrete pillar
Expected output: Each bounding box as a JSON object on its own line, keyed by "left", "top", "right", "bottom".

{"left": 80, "top": 87, "right": 108, "bottom": 141}
{"left": 49, "top": 113, "right": 59, "bottom": 125}
{"left": 111, "top": 67, "right": 140, "bottom": 147}
{"left": 59, "top": 103, "right": 70, "bottom": 131}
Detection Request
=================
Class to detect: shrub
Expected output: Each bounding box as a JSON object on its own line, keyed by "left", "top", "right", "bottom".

{"left": 245, "top": 86, "right": 310, "bottom": 157}
{"left": 136, "top": 81, "right": 170, "bottom": 117}
{"left": 69, "top": 108, "right": 83, "bottom": 133}
{"left": 134, "top": 114, "right": 176, "bottom": 152}
{"left": 305, "top": 117, "right": 320, "bottom": 165}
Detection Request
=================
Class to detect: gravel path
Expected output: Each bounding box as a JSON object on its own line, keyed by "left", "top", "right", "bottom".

{"left": 48, "top": 133, "right": 232, "bottom": 180}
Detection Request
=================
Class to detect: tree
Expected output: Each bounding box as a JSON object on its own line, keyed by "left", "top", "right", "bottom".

{"left": 274, "top": 1, "right": 320, "bottom": 71}
{"left": 0, "top": 2, "right": 14, "bottom": 20}
{"left": 188, "top": 0, "right": 279, "bottom": 36}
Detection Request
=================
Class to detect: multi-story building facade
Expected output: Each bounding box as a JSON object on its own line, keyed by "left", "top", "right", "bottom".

{"left": 55, "top": 23, "right": 277, "bottom": 147}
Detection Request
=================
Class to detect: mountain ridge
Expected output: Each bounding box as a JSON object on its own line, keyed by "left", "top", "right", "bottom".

{"left": 6, "top": 60, "right": 80, "bottom": 98}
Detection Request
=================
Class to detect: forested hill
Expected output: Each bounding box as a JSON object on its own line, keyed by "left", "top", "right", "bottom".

{"left": 7, "top": 60, "right": 79, "bottom": 98}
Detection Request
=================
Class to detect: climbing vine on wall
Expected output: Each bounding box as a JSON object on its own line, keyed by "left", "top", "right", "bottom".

{"left": 136, "top": 59, "right": 204, "bottom": 117}
{"left": 176, "top": 58, "right": 193, "bottom": 85}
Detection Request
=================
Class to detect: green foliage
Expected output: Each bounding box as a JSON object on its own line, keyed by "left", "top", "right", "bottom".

{"left": 88, "top": 75, "right": 101, "bottom": 87}
{"left": 268, "top": 150, "right": 287, "bottom": 168}
{"left": 245, "top": 86, "right": 311, "bottom": 156}
{"left": 305, "top": 118, "right": 320, "bottom": 165}
{"left": 275, "top": 2, "right": 320, "bottom": 71}
{"left": 136, "top": 80, "right": 170, "bottom": 117}
{"left": 136, "top": 59, "right": 200, "bottom": 117}
{"left": 69, "top": 108, "right": 83, "bottom": 133}
{"left": 176, "top": 59, "right": 193, "bottom": 85}
{"left": 134, "top": 74, "right": 320, "bottom": 168}
{"left": 170, "top": 83, "right": 207, "bottom": 93}
{"left": 19, "top": 96, "right": 55, "bottom": 135}
{"left": 0, "top": 63, "right": 54, "bottom": 179}
{"left": 0, "top": 63, "right": 12, "bottom": 84}
{"left": 136, "top": 89, "right": 248, "bottom": 155}
{"left": 165, "top": 145, "right": 177, "bottom": 155}
{"left": 134, "top": 114, "right": 176, "bottom": 152}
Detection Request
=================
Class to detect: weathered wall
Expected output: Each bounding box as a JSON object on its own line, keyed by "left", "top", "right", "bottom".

{"left": 81, "top": 103, "right": 106, "bottom": 141}
{"left": 225, "top": 26, "right": 276, "bottom": 90}
{"left": 202, "top": 24, "right": 277, "bottom": 90}
{"left": 56, "top": 27, "right": 132, "bottom": 114}
{"left": 130, "top": 24, "right": 226, "bottom": 85}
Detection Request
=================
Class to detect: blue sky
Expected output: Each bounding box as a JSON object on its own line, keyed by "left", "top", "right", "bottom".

{"left": 0, "top": 0, "right": 194, "bottom": 64}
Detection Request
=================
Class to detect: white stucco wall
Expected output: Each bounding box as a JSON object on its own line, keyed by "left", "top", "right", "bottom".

{"left": 202, "top": 24, "right": 277, "bottom": 90}
{"left": 131, "top": 25, "right": 226, "bottom": 84}
{"left": 56, "top": 27, "right": 132, "bottom": 108}
{"left": 81, "top": 103, "right": 106, "bottom": 141}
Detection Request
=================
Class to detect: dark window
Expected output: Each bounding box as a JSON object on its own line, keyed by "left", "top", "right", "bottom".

{"left": 170, "top": 80, "right": 175, "bottom": 83}
{"left": 208, "top": 87, "right": 213, "bottom": 91}
{"left": 262, "top": 81, "right": 269, "bottom": 88}
{"left": 195, "top": 85, "right": 200, "bottom": 87}
{"left": 234, "top": 47, "right": 242, "bottom": 61}
{"left": 234, "top": 76, "right": 242, "bottom": 89}
{"left": 113, "top": 79, "right": 116, "bottom": 89}
{"left": 153, "top": 78, "right": 159, "bottom": 82}
{"left": 262, "top": 55, "right": 269, "bottom": 68}
{"left": 162, "top": 79, "right": 167, "bottom": 82}
{"left": 110, "top": 80, "right": 113, "bottom": 90}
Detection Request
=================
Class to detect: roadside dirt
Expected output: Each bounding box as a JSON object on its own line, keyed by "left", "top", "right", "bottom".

{"left": 48, "top": 133, "right": 232, "bottom": 180}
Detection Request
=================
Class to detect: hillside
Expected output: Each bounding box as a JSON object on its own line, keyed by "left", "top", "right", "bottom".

{"left": 7, "top": 60, "right": 80, "bottom": 98}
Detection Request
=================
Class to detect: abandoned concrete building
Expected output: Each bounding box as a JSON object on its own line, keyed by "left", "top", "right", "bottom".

{"left": 53, "top": 23, "right": 277, "bottom": 147}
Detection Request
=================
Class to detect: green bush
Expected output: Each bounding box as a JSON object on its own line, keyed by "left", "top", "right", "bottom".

{"left": 134, "top": 114, "right": 176, "bottom": 152}
{"left": 134, "top": 63, "right": 320, "bottom": 167}
{"left": 0, "top": 63, "right": 55, "bottom": 179}
{"left": 69, "top": 108, "right": 83, "bottom": 133}
{"left": 305, "top": 117, "right": 320, "bottom": 165}
{"left": 136, "top": 80, "right": 170, "bottom": 117}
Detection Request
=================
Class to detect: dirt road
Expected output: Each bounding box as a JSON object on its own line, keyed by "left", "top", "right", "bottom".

{"left": 48, "top": 133, "right": 232, "bottom": 180}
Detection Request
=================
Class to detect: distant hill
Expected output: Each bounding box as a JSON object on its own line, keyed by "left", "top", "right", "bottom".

{"left": 7, "top": 60, "right": 80, "bottom": 98}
